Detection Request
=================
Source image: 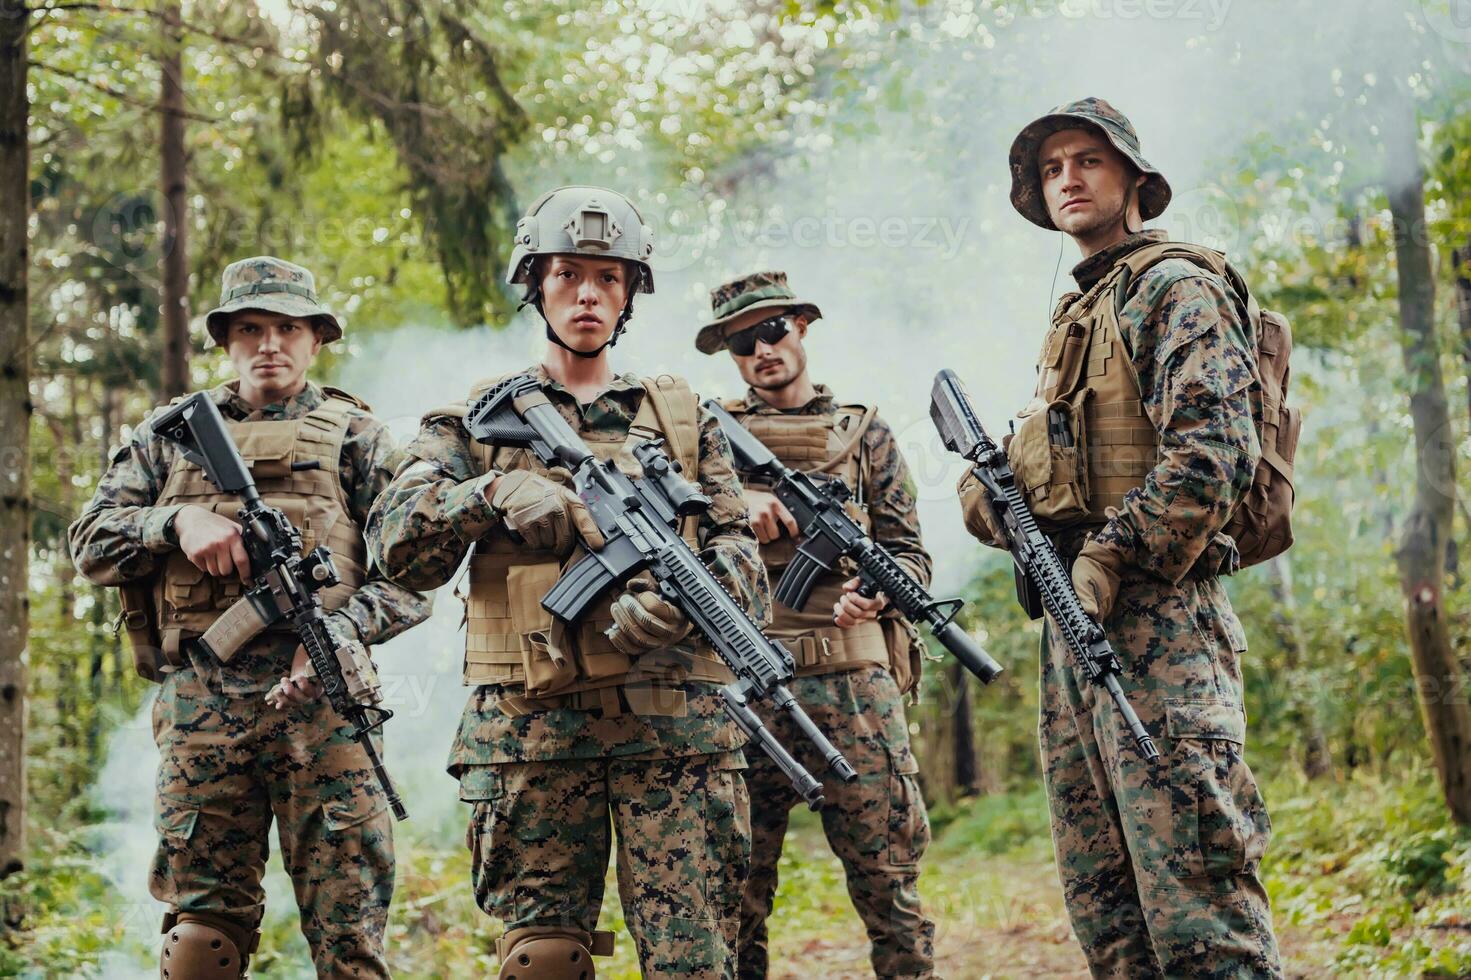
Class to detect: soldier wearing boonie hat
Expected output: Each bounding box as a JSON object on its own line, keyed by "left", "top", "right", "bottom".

{"left": 68, "top": 254, "right": 429, "bottom": 978}
{"left": 694, "top": 270, "right": 821, "bottom": 355}
{"left": 957, "top": 98, "right": 1285, "bottom": 977}
{"left": 204, "top": 255, "right": 343, "bottom": 346}
{"left": 700, "top": 270, "right": 939, "bottom": 980}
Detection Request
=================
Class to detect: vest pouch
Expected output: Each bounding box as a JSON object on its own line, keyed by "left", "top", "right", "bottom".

{"left": 1007, "top": 391, "right": 1091, "bottom": 527}
{"left": 236, "top": 425, "right": 297, "bottom": 481}
{"left": 1040, "top": 319, "right": 1089, "bottom": 402}
{"left": 507, "top": 562, "right": 579, "bottom": 696}
{"left": 881, "top": 614, "right": 926, "bottom": 697}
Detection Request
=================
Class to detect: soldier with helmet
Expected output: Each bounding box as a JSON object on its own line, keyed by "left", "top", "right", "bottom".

{"left": 366, "top": 186, "right": 768, "bottom": 979}
{"left": 696, "top": 271, "right": 938, "bottom": 979}
{"left": 68, "top": 257, "right": 431, "bottom": 978}
{"left": 957, "top": 98, "right": 1286, "bottom": 976}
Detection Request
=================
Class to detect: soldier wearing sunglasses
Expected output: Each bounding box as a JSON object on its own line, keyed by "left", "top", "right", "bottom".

{"left": 696, "top": 271, "right": 938, "bottom": 979}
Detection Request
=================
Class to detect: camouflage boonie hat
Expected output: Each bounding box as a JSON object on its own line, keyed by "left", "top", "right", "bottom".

{"left": 695, "top": 271, "right": 822, "bottom": 355}
{"left": 1009, "top": 97, "right": 1172, "bottom": 231}
{"left": 204, "top": 256, "right": 342, "bottom": 347}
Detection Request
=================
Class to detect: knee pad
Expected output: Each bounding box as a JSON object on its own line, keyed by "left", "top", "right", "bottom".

{"left": 160, "top": 911, "right": 259, "bottom": 980}
{"left": 496, "top": 927, "right": 614, "bottom": 980}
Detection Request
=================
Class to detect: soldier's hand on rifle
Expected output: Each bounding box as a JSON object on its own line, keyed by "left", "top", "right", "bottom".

{"left": 605, "top": 575, "right": 692, "bottom": 655}
{"left": 175, "top": 504, "right": 251, "bottom": 581}
{"left": 1072, "top": 539, "right": 1127, "bottom": 622}
{"left": 833, "top": 576, "right": 888, "bottom": 627}
{"left": 485, "top": 469, "right": 605, "bottom": 556}
{"left": 744, "top": 488, "right": 800, "bottom": 543}
{"left": 265, "top": 644, "right": 322, "bottom": 709}
{"left": 957, "top": 472, "right": 1006, "bottom": 549}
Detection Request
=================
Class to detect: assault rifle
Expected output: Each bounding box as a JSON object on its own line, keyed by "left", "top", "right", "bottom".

{"left": 152, "top": 393, "right": 408, "bottom": 819}
{"left": 703, "top": 400, "right": 1003, "bottom": 685}
{"left": 928, "top": 370, "right": 1160, "bottom": 761}
{"left": 464, "top": 374, "right": 857, "bottom": 809}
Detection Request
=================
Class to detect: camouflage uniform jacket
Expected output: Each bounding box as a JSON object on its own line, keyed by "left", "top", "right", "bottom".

{"left": 366, "top": 364, "right": 769, "bottom": 767}
{"left": 69, "top": 380, "right": 431, "bottom": 695}
{"left": 736, "top": 384, "right": 931, "bottom": 588}
{"left": 1060, "top": 230, "right": 1260, "bottom": 580}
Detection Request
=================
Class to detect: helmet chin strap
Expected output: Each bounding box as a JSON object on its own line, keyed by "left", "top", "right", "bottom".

{"left": 520, "top": 269, "right": 639, "bottom": 359}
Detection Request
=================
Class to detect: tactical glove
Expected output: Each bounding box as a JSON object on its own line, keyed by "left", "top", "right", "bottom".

{"left": 605, "top": 576, "right": 692, "bottom": 655}
{"left": 488, "top": 469, "right": 605, "bottom": 556}
{"left": 957, "top": 471, "right": 1007, "bottom": 548}
{"left": 1072, "top": 539, "right": 1128, "bottom": 622}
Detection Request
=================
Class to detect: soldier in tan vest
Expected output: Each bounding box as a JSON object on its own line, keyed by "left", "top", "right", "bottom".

{"left": 367, "top": 186, "right": 768, "bottom": 980}
{"left": 958, "top": 98, "right": 1284, "bottom": 977}
{"left": 69, "top": 257, "right": 431, "bottom": 978}
{"left": 696, "top": 271, "right": 937, "bottom": 979}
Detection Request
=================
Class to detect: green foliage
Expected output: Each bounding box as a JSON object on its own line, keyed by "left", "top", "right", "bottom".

{"left": 928, "top": 787, "right": 1051, "bottom": 859}
{"left": 1262, "top": 769, "right": 1471, "bottom": 976}
{"left": 0, "top": 824, "right": 150, "bottom": 977}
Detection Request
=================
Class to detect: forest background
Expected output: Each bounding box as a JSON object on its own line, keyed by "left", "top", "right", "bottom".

{"left": 1, "top": 0, "right": 1470, "bottom": 976}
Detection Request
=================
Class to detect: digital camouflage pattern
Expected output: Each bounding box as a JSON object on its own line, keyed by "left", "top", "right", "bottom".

{"left": 366, "top": 364, "right": 766, "bottom": 976}
{"left": 465, "top": 751, "right": 749, "bottom": 980}
{"left": 730, "top": 387, "right": 935, "bottom": 979}
{"left": 980, "top": 231, "right": 1281, "bottom": 976}
{"left": 70, "top": 380, "right": 429, "bottom": 695}
{"left": 204, "top": 255, "right": 343, "bottom": 345}
{"left": 68, "top": 379, "right": 428, "bottom": 975}
{"left": 1070, "top": 230, "right": 1260, "bottom": 585}
{"left": 152, "top": 668, "right": 395, "bottom": 977}
{"left": 1008, "top": 97, "right": 1173, "bottom": 231}
{"left": 738, "top": 667, "right": 932, "bottom": 980}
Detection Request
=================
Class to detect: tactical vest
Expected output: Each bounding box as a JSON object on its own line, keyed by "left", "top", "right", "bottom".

{"left": 139, "top": 389, "right": 368, "bottom": 671}
{"left": 445, "top": 373, "right": 735, "bottom": 709}
{"left": 720, "top": 398, "right": 893, "bottom": 679}
{"left": 1010, "top": 241, "right": 1299, "bottom": 567}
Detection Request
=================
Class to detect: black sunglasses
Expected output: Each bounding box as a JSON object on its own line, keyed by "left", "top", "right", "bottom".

{"left": 726, "top": 315, "right": 794, "bottom": 356}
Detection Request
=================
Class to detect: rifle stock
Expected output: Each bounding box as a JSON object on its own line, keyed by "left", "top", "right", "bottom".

{"left": 154, "top": 392, "right": 409, "bottom": 818}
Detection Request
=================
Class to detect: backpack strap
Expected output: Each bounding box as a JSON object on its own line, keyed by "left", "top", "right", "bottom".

{"left": 1113, "top": 241, "right": 1251, "bottom": 325}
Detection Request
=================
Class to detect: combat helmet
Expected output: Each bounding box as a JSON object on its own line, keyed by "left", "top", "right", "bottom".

{"left": 507, "top": 185, "right": 655, "bottom": 357}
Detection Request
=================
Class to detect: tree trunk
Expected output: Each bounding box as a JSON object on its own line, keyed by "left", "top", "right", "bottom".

{"left": 0, "top": 2, "right": 30, "bottom": 879}
{"left": 159, "top": 0, "right": 190, "bottom": 398}
{"left": 950, "top": 661, "right": 979, "bottom": 798}
{"left": 1387, "top": 127, "right": 1471, "bottom": 826}
{"left": 1453, "top": 242, "right": 1470, "bottom": 431}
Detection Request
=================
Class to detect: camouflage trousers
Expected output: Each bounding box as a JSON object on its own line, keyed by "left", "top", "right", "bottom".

{"left": 1042, "top": 573, "right": 1282, "bottom": 979}
{"left": 462, "top": 750, "right": 750, "bottom": 980}
{"left": 738, "top": 666, "right": 935, "bottom": 980}
{"left": 150, "top": 668, "right": 395, "bottom": 979}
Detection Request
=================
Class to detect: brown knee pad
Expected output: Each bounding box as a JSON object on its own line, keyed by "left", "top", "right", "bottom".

{"left": 159, "top": 910, "right": 260, "bottom": 980}
{"left": 495, "top": 926, "right": 615, "bottom": 980}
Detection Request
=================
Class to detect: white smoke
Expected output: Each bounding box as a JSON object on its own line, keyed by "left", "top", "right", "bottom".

{"left": 89, "top": 0, "right": 1468, "bottom": 969}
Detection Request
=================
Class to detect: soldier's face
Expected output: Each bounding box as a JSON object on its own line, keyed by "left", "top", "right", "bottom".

{"left": 728, "top": 313, "right": 809, "bottom": 392}
{"left": 540, "top": 256, "right": 631, "bottom": 353}
{"left": 225, "top": 311, "right": 322, "bottom": 402}
{"left": 1038, "top": 129, "right": 1145, "bottom": 240}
